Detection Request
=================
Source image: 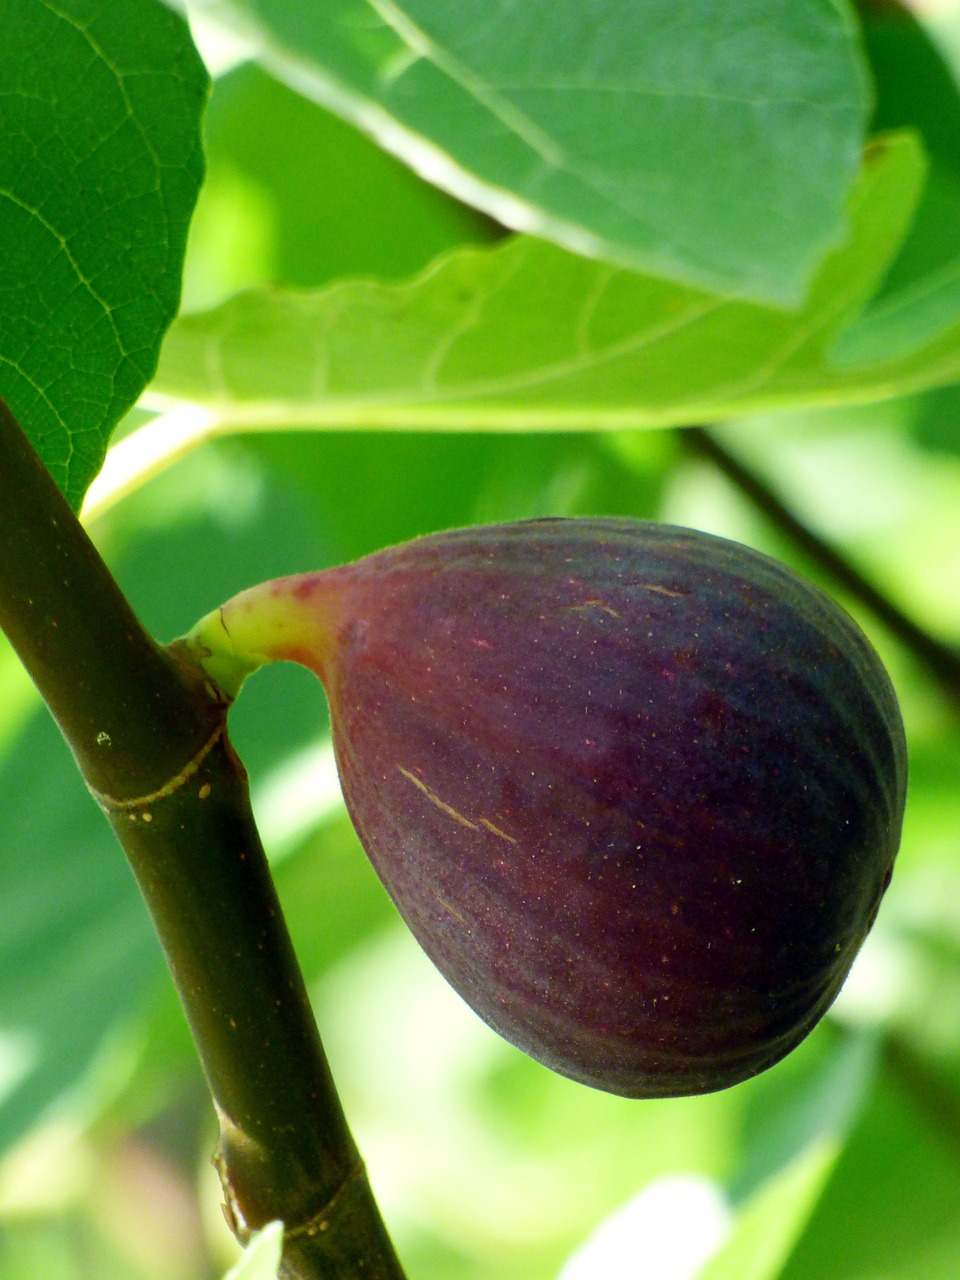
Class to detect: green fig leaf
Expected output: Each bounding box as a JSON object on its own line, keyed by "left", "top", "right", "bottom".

{"left": 692, "top": 1031, "right": 879, "bottom": 1279}
{"left": 152, "top": 135, "right": 960, "bottom": 438}
{"left": 832, "top": 5, "right": 960, "bottom": 366}
{"left": 776, "top": 1068, "right": 960, "bottom": 1279}
{"left": 207, "top": 0, "right": 870, "bottom": 305}
{"left": 0, "top": 0, "right": 208, "bottom": 510}
{"left": 184, "top": 60, "right": 498, "bottom": 308}
{"left": 695, "top": 1140, "right": 840, "bottom": 1280}
{"left": 729, "top": 1028, "right": 878, "bottom": 1205}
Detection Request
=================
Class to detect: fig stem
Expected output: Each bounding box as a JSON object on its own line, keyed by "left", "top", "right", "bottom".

{"left": 174, "top": 602, "right": 269, "bottom": 700}
{"left": 174, "top": 576, "right": 338, "bottom": 700}
{"left": 0, "top": 400, "right": 407, "bottom": 1280}
{"left": 683, "top": 425, "right": 960, "bottom": 711}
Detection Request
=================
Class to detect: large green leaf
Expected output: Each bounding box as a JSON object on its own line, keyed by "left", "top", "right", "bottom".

{"left": 779, "top": 1067, "right": 960, "bottom": 1280}
{"left": 728, "top": 1027, "right": 877, "bottom": 1205}
{"left": 152, "top": 135, "right": 960, "bottom": 435}
{"left": 696, "top": 1142, "right": 838, "bottom": 1280}
{"left": 833, "top": 4, "right": 960, "bottom": 365}
{"left": 183, "top": 59, "right": 498, "bottom": 310}
{"left": 0, "top": 0, "right": 207, "bottom": 509}
{"left": 555, "top": 1032, "right": 876, "bottom": 1280}
{"left": 207, "top": 0, "right": 870, "bottom": 305}
{"left": 690, "top": 1031, "right": 877, "bottom": 1280}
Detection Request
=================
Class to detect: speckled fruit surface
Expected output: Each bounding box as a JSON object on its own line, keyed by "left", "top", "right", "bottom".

{"left": 210, "top": 519, "right": 909, "bottom": 1097}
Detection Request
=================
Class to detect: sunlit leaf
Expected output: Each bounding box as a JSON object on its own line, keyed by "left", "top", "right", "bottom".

{"left": 206, "top": 0, "right": 870, "bottom": 304}
{"left": 693, "top": 1031, "right": 879, "bottom": 1280}
{"left": 833, "top": 5, "right": 960, "bottom": 365}
{"left": 183, "top": 60, "right": 497, "bottom": 311}
{"left": 153, "top": 135, "right": 960, "bottom": 439}
{"left": 695, "top": 1140, "right": 839, "bottom": 1280}
{"left": 779, "top": 1068, "right": 960, "bottom": 1279}
{"left": 0, "top": 0, "right": 208, "bottom": 508}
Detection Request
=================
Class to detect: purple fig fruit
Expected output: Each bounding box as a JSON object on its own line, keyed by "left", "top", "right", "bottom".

{"left": 180, "top": 519, "right": 906, "bottom": 1098}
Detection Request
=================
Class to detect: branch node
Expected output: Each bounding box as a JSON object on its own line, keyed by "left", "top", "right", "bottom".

{"left": 283, "top": 1161, "right": 368, "bottom": 1243}
{"left": 89, "top": 720, "right": 226, "bottom": 811}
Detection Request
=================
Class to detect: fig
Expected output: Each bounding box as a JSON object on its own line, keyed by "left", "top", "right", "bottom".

{"left": 179, "top": 519, "right": 907, "bottom": 1098}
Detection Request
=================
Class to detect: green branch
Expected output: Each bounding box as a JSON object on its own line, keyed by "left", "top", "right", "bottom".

{"left": 683, "top": 425, "right": 960, "bottom": 713}
{"left": 0, "top": 400, "right": 406, "bottom": 1280}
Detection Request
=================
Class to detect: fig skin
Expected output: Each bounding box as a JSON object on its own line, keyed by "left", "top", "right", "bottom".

{"left": 185, "top": 519, "right": 907, "bottom": 1098}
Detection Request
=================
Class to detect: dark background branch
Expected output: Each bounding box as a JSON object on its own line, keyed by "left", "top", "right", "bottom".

{"left": 682, "top": 425, "right": 960, "bottom": 712}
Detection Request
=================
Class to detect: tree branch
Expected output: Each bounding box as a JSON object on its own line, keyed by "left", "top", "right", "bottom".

{"left": 682, "top": 425, "right": 960, "bottom": 712}
{"left": 0, "top": 399, "right": 406, "bottom": 1279}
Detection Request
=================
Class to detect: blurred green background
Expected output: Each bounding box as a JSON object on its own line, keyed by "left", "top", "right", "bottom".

{"left": 3, "top": 5, "right": 960, "bottom": 1278}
